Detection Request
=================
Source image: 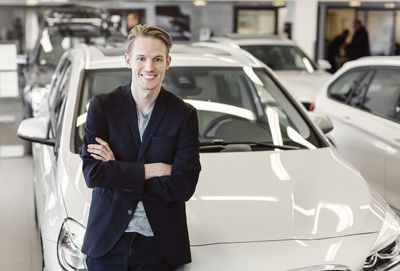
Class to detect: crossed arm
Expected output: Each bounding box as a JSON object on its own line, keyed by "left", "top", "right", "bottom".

{"left": 87, "top": 137, "right": 172, "bottom": 180}
{"left": 81, "top": 96, "right": 201, "bottom": 203}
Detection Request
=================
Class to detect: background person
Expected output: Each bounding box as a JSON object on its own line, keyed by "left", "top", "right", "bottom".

{"left": 345, "top": 19, "right": 370, "bottom": 61}
{"left": 327, "top": 29, "right": 349, "bottom": 73}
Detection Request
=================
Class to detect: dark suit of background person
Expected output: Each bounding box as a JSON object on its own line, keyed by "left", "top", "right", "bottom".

{"left": 346, "top": 20, "right": 370, "bottom": 61}
{"left": 80, "top": 83, "right": 201, "bottom": 267}
{"left": 327, "top": 29, "right": 349, "bottom": 73}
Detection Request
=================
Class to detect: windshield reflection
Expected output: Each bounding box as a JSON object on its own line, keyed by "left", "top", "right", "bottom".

{"left": 74, "top": 66, "right": 321, "bottom": 153}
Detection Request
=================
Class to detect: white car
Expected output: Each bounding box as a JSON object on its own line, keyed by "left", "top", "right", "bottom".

{"left": 212, "top": 34, "right": 332, "bottom": 110}
{"left": 17, "top": 43, "right": 400, "bottom": 271}
{"left": 314, "top": 56, "right": 400, "bottom": 213}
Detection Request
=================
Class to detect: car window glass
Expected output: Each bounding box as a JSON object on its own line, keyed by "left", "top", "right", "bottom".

{"left": 328, "top": 70, "right": 364, "bottom": 103}
{"left": 240, "top": 45, "right": 317, "bottom": 72}
{"left": 74, "top": 67, "right": 323, "bottom": 153}
{"left": 362, "top": 69, "right": 400, "bottom": 122}
{"left": 49, "top": 60, "right": 69, "bottom": 110}
{"left": 253, "top": 69, "right": 311, "bottom": 140}
{"left": 39, "top": 34, "right": 66, "bottom": 66}
{"left": 348, "top": 70, "right": 374, "bottom": 108}
{"left": 50, "top": 62, "right": 72, "bottom": 139}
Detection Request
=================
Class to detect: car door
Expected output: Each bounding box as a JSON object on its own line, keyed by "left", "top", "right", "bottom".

{"left": 33, "top": 59, "right": 72, "bottom": 225}
{"left": 323, "top": 69, "right": 387, "bottom": 197}
{"left": 357, "top": 68, "right": 400, "bottom": 209}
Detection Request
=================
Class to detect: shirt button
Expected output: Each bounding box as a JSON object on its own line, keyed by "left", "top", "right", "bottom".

{"left": 128, "top": 210, "right": 133, "bottom": 215}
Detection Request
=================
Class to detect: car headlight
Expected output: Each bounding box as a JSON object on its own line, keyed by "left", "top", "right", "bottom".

{"left": 57, "top": 218, "right": 87, "bottom": 271}
{"left": 364, "top": 205, "right": 400, "bottom": 270}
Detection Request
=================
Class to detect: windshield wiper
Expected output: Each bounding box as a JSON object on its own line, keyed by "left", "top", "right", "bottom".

{"left": 200, "top": 140, "right": 300, "bottom": 152}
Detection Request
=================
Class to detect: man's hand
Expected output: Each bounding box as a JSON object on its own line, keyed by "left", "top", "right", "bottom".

{"left": 145, "top": 163, "right": 172, "bottom": 180}
{"left": 87, "top": 137, "right": 116, "bottom": 162}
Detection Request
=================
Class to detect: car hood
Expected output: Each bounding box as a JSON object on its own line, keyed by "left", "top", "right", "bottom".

{"left": 275, "top": 70, "right": 331, "bottom": 103}
{"left": 63, "top": 147, "right": 384, "bottom": 245}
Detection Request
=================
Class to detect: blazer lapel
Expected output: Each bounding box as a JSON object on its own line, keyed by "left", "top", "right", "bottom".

{"left": 119, "top": 84, "right": 141, "bottom": 151}
{"left": 138, "top": 88, "right": 169, "bottom": 161}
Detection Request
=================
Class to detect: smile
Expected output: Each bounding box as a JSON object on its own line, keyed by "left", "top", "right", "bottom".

{"left": 141, "top": 74, "right": 157, "bottom": 80}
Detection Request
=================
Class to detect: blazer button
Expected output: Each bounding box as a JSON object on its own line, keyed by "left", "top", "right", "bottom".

{"left": 128, "top": 210, "right": 133, "bottom": 215}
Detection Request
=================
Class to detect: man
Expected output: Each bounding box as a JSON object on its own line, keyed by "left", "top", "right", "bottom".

{"left": 126, "top": 12, "right": 140, "bottom": 33}
{"left": 327, "top": 29, "right": 349, "bottom": 73}
{"left": 80, "top": 24, "right": 201, "bottom": 271}
{"left": 345, "top": 19, "right": 370, "bottom": 61}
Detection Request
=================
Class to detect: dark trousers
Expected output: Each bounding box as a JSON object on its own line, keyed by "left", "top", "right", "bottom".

{"left": 86, "top": 232, "right": 173, "bottom": 271}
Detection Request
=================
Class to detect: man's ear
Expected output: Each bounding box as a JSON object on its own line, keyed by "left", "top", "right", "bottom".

{"left": 124, "top": 53, "right": 131, "bottom": 67}
{"left": 166, "top": 55, "right": 172, "bottom": 70}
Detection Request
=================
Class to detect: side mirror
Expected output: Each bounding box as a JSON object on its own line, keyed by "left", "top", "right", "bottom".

{"left": 17, "top": 117, "right": 55, "bottom": 146}
{"left": 317, "top": 59, "right": 331, "bottom": 71}
{"left": 308, "top": 112, "right": 333, "bottom": 134}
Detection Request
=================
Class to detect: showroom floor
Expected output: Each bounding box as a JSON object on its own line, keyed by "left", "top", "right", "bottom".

{"left": 0, "top": 97, "right": 42, "bottom": 270}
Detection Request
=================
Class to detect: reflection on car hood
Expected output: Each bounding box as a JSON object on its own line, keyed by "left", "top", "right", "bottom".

{"left": 64, "top": 147, "right": 384, "bottom": 245}
{"left": 275, "top": 70, "right": 332, "bottom": 103}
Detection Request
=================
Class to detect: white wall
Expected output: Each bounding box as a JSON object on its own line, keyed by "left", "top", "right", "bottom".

{"left": 286, "top": 0, "right": 319, "bottom": 59}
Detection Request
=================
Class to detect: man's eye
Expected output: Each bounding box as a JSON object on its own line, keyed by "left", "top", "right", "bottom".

{"left": 155, "top": 58, "right": 163, "bottom": 62}
{"left": 137, "top": 57, "right": 145, "bottom": 61}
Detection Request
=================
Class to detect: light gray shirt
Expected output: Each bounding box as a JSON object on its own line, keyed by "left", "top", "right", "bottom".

{"left": 125, "top": 108, "right": 154, "bottom": 236}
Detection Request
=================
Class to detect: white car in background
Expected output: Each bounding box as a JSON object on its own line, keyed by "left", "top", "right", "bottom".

{"left": 17, "top": 43, "right": 400, "bottom": 271}
{"left": 314, "top": 56, "right": 400, "bottom": 213}
{"left": 212, "top": 34, "right": 332, "bottom": 110}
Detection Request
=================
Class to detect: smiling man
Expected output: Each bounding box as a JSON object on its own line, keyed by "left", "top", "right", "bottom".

{"left": 80, "top": 25, "right": 201, "bottom": 271}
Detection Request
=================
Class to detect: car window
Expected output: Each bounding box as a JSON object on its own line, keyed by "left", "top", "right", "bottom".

{"left": 328, "top": 70, "right": 365, "bottom": 103}
{"left": 50, "top": 61, "right": 72, "bottom": 141}
{"left": 348, "top": 70, "right": 374, "bottom": 108}
{"left": 38, "top": 33, "right": 66, "bottom": 66}
{"left": 240, "top": 45, "right": 317, "bottom": 72}
{"left": 74, "top": 67, "right": 324, "bottom": 153}
{"left": 361, "top": 69, "right": 400, "bottom": 122}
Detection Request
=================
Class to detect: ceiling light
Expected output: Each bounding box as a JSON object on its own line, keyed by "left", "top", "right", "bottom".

{"left": 384, "top": 3, "right": 396, "bottom": 9}
{"left": 193, "top": 0, "right": 206, "bottom": 7}
{"left": 348, "top": 1, "right": 361, "bottom": 7}
{"left": 272, "top": 1, "right": 286, "bottom": 7}
{"left": 26, "top": 0, "right": 38, "bottom": 6}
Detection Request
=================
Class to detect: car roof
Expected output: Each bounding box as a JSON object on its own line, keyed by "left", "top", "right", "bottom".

{"left": 342, "top": 56, "right": 400, "bottom": 70}
{"left": 78, "top": 42, "right": 265, "bottom": 70}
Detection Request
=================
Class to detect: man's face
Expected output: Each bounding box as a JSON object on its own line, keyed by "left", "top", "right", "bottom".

{"left": 125, "top": 37, "right": 171, "bottom": 94}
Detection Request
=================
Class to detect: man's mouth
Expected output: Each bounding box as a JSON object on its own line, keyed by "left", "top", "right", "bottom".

{"left": 141, "top": 74, "right": 157, "bottom": 81}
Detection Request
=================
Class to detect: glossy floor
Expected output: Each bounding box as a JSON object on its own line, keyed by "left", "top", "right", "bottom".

{"left": 0, "top": 97, "right": 42, "bottom": 271}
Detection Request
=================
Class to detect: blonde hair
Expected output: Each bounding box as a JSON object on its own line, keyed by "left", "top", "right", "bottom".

{"left": 127, "top": 24, "right": 172, "bottom": 56}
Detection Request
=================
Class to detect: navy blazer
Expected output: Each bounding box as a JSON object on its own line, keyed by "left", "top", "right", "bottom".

{"left": 80, "top": 84, "right": 201, "bottom": 266}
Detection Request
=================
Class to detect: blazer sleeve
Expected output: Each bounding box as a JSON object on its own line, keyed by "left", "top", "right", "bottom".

{"left": 80, "top": 96, "right": 145, "bottom": 192}
{"left": 144, "top": 106, "right": 201, "bottom": 203}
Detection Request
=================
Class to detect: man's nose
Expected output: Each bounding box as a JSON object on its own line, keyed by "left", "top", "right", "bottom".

{"left": 144, "top": 59, "right": 155, "bottom": 70}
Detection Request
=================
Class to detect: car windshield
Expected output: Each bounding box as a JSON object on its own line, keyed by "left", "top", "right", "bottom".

{"left": 74, "top": 66, "right": 322, "bottom": 153}
{"left": 240, "top": 45, "right": 317, "bottom": 72}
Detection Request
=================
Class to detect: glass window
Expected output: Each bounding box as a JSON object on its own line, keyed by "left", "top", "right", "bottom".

{"left": 74, "top": 67, "right": 323, "bottom": 153}
{"left": 50, "top": 61, "right": 72, "bottom": 139}
{"left": 328, "top": 70, "right": 364, "bottom": 103}
{"left": 240, "top": 45, "right": 317, "bottom": 72}
{"left": 348, "top": 70, "right": 374, "bottom": 108}
{"left": 236, "top": 9, "right": 275, "bottom": 35}
{"left": 362, "top": 69, "right": 400, "bottom": 121}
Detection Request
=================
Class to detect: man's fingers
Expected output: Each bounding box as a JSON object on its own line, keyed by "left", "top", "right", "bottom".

{"left": 88, "top": 147, "right": 105, "bottom": 157}
{"left": 90, "top": 153, "right": 105, "bottom": 161}
{"left": 95, "top": 137, "right": 112, "bottom": 153}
